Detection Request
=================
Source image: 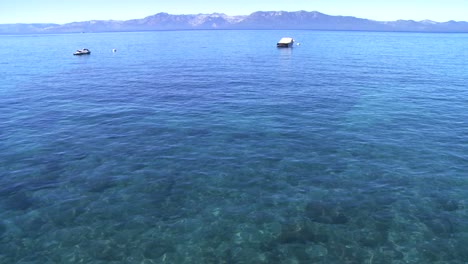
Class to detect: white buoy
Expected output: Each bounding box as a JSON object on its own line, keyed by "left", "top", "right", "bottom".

{"left": 112, "top": 49, "right": 117, "bottom": 52}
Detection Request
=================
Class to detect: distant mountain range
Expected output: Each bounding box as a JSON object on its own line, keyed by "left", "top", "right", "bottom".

{"left": 2, "top": 11, "right": 468, "bottom": 34}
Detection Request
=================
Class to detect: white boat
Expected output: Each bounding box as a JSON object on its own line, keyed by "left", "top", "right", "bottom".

{"left": 277, "top": 37, "right": 294, "bottom": 48}
{"left": 73, "top": 48, "right": 91, "bottom": 55}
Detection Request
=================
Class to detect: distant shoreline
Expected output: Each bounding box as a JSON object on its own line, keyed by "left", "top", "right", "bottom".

{"left": 1, "top": 11, "right": 468, "bottom": 34}
{"left": 3, "top": 29, "right": 468, "bottom": 36}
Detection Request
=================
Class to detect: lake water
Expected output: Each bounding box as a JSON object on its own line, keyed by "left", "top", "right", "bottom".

{"left": 1, "top": 30, "right": 468, "bottom": 263}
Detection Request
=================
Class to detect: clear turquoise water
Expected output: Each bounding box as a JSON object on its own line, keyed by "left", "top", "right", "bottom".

{"left": 1, "top": 30, "right": 468, "bottom": 263}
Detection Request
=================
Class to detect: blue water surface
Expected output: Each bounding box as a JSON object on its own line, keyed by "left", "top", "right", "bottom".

{"left": 1, "top": 30, "right": 468, "bottom": 263}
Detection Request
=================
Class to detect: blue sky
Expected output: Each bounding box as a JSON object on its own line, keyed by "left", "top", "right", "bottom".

{"left": 2, "top": 0, "right": 467, "bottom": 24}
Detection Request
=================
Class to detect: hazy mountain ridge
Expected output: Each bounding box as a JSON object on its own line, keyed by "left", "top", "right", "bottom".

{"left": 0, "top": 23, "right": 59, "bottom": 34}
{"left": 2, "top": 11, "right": 468, "bottom": 34}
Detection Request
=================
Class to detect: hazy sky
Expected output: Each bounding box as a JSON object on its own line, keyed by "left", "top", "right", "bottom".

{"left": 2, "top": 0, "right": 467, "bottom": 24}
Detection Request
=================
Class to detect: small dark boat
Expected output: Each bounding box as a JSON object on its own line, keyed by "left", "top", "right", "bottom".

{"left": 73, "top": 48, "right": 91, "bottom": 55}
{"left": 277, "top": 37, "right": 294, "bottom": 48}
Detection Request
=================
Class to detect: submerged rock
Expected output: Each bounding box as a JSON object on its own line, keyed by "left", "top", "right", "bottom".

{"left": 305, "top": 201, "right": 349, "bottom": 225}
{"left": 143, "top": 241, "right": 175, "bottom": 259}
{"left": 0, "top": 222, "right": 6, "bottom": 237}
{"left": 276, "top": 219, "right": 328, "bottom": 245}
{"left": 441, "top": 199, "right": 460, "bottom": 212}
{"left": 425, "top": 217, "right": 455, "bottom": 236}
{"left": 4, "top": 192, "right": 35, "bottom": 211}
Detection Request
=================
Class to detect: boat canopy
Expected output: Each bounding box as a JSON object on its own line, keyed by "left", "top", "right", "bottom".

{"left": 278, "top": 37, "right": 294, "bottom": 44}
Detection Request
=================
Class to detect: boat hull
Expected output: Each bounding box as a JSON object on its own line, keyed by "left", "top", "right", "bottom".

{"left": 73, "top": 52, "right": 91, "bottom": 55}
{"left": 276, "top": 37, "right": 294, "bottom": 48}
{"left": 277, "top": 43, "right": 293, "bottom": 48}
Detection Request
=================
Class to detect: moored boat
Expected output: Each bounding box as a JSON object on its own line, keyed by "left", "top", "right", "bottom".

{"left": 277, "top": 37, "right": 294, "bottom": 48}
{"left": 73, "top": 48, "right": 91, "bottom": 55}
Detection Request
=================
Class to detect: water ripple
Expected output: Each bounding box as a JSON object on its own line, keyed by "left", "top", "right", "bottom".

{"left": 1, "top": 30, "right": 468, "bottom": 263}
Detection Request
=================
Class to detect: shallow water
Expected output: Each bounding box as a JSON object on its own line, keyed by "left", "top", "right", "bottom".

{"left": 1, "top": 30, "right": 468, "bottom": 263}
